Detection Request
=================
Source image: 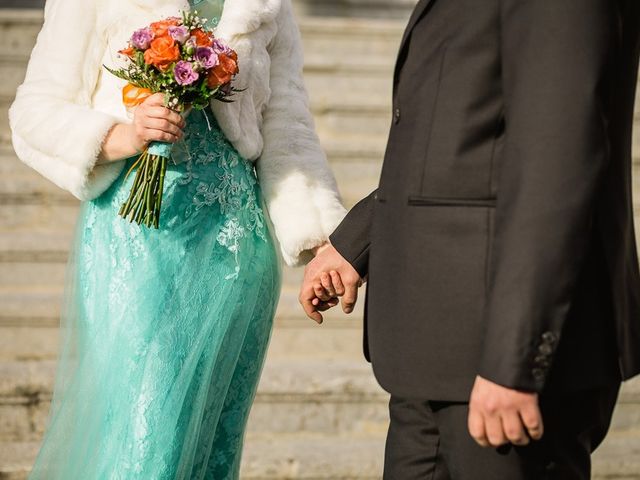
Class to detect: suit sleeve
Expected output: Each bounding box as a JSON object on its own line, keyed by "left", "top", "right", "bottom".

{"left": 329, "top": 190, "right": 377, "bottom": 278}
{"left": 478, "top": 0, "right": 617, "bottom": 392}
{"left": 9, "top": 0, "right": 124, "bottom": 201}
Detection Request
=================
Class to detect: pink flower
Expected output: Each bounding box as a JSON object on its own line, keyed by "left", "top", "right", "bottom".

{"left": 211, "top": 38, "right": 233, "bottom": 57}
{"left": 131, "top": 27, "right": 153, "bottom": 50}
{"left": 195, "top": 46, "right": 219, "bottom": 69}
{"left": 168, "top": 25, "right": 190, "bottom": 44}
{"left": 174, "top": 60, "right": 199, "bottom": 85}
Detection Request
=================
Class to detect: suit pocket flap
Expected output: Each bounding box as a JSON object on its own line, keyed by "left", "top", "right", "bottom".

{"left": 407, "top": 195, "right": 496, "bottom": 208}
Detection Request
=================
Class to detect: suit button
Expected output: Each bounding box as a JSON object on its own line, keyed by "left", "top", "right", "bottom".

{"left": 538, "top": 343, "right": 553, "bottom": 356}
{"left": 393, "top": 108, "right": 401, "bottom": 124}
{"left": 532, "top": 368, "right": 546, "bottom": 383}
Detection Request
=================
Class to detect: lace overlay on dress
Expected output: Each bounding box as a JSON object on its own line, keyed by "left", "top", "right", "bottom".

{"left": 174, "top": 110, "right": 267, "bottom": 278}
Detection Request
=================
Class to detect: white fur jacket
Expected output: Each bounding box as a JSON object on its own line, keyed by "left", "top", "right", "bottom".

{"left": 9, "top": 0, "right": 347, "bottom": 266}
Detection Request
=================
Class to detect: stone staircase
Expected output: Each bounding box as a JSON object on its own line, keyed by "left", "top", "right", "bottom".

{"left": 0, "top": 7, "right": 640, "bottom": 480}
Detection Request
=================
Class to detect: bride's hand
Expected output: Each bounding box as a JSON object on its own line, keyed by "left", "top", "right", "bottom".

{"left": 98, "top": 93, "right": 186, "bottom": 164}
{"left": 128, "top": 93, "right": 186, "bottom": 151}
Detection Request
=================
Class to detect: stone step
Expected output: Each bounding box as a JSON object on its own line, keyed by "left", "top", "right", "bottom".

{"left": 0, "top": 433, "right": 385, "bottom": 480}
{"left": 0, "top": 441, "right": 36, "bottom": 480}
{"left": 0, "top": 102, "right": 10, "bottom": 146}
{"left": 592, "top": 430, "right": 640, "bottom": 479}
{"left": 0, "top": 203, "right": 78, "bottom": 255}
{"left": 313, "top": 107, "right": 391, "bottom": 141}
{"left": 2, "top": 431, "right": 640, "bottom": 480}
{"left": 0, "top": 11, "right": 41, "bottom": 60}
{"left": 0, "top": 356, "right": 384, "bottom": 442}
{"left": 241, "top": 432, "right": 386, "bottom": 479}
{"left": 0, "top": 58, "right": 28, "bottom": 103}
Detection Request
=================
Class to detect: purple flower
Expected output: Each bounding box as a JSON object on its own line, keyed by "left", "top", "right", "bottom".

{"left": 211, "top": 38, "right": 233, "bottom": 56}
{"left": 131, "top": 27, "right": 153, "bottom": 50}
{"left": 174, "top": 61, "right": 199, "bottom": 86}
{"left": 168, "top": 25, "right": 190, "bottom": 44}
{"left": 195, "top": 46, "right": 219, "bottom": 69}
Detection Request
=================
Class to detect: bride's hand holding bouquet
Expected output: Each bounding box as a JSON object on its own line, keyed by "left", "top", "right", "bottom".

{"left": 115, "top": 93, "right": 186, "bottom": 152}
{"left": 104, "top": 10, "right": 240, "bottom": 228}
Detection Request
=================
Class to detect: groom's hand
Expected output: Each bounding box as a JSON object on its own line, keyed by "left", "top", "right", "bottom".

{"left": 299, "top": 243, "right": 362, "bottom": 323}
{"left": 468, "top": 376, "right": 544, "bottom": 448}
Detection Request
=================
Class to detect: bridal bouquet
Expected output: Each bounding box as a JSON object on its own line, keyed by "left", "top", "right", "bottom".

{"left": 105, "top": 10, "right": 239, "bottom": 228}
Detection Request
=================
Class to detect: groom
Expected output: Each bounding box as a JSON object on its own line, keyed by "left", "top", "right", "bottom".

{"left": 300, "top": 0, "right": 640, "bottom": 478}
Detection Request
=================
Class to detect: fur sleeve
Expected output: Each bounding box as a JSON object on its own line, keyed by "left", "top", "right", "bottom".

{"left": 8, "top": 0, "right": 124, "bottom": 201}
{"left": 257, "top": 0, "right": 347, "bottom": 267}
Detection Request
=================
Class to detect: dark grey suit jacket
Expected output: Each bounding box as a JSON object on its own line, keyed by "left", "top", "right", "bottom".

{"left": 331, "top": 0, "right": 640, "bottom": 400}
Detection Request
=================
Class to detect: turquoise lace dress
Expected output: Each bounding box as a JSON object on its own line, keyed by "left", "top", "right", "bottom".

{"left": 28, "top": 3, "right": 281, "bottom": 477}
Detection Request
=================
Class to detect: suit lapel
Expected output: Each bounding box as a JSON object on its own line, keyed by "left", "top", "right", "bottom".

{"left": 394, "top": 0, "right": 437, "bottom": 81}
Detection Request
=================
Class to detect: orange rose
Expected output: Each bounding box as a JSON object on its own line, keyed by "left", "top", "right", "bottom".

{"left": 144, "top": 35, "right": 180, "bottom": 71}
{"left": 119, "top": 45, "right": 136, "bottom": 58}
{"left": 207, "top": 54, "right": 239, "bottom": 89}
{"left": 191, "top": 28, "right": 213, "bottom": 47}
{"left": 150, "top": 18, "right": 180, "bottom": 37}
{"left": 122, "top": 84, "right": 152, "bottom": 109}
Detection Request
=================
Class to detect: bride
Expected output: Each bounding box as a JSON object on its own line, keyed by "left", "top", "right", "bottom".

{"left": 9, "top": 0, "right": 346, "bottom": 477}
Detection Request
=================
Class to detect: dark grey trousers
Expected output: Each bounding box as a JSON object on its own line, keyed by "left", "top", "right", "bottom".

{"left": 383, "top": 386, "right": 620, "bottom": 480}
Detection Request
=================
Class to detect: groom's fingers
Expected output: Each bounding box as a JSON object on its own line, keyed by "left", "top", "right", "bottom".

{"left": 468, "top": 409, "right": 489, "bottom": 447}
{"left": 521, "top": 404, "right": 544, "bottom": 440}
{"left": 503, "top": 411, "right": 529, "bottom": 446}
{"left": 342, "top": 283, "right": 358, "bottom": 314}
{"left": 484, "top": 414, "right": 507, "bottom": 447}
{"left": 299, "top": 285, "right": 324, "bottom": 324}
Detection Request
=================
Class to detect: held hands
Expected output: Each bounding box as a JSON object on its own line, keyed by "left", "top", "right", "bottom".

{"left": 468, "top": 375, "right": 544, "bottom": 447}
{"left": 299, "top": 242, "right": 363, "bottom": 323}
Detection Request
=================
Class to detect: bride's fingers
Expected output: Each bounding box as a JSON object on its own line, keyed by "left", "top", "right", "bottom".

{"left": 317, "top": 298, "right": 339, "bottom": 311}
{"left": 313, "top": 296, "right": 338, "bottom": 308}
{"left": 313, "top": 282, "right": 332, "bottom": 301}
{"left": 142, "top": 93, "right": 166, "bottom": 107}
{"left": 320, "top": 272, "right": 336, "bottom": 297}
{"left": 145, "top": 106, "right": 185, "bottom": 127}
{"left": 330, "top": 270, "right": 345, "bottom": 296}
